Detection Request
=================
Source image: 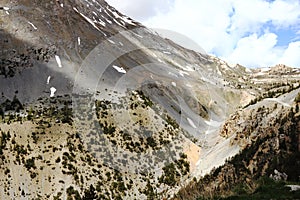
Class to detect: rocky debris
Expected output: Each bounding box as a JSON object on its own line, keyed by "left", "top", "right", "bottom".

{"left": 286, "top": 185, "right": 300, "bottom": 191}
{"left": 269, "top": 169, "right": 288, "bottom": 181}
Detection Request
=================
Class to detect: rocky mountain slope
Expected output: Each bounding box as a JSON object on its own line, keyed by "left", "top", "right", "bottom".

{"left": 175, "top": 91, "right": 300, "bottom": 199}
{"left": 0, "top": 0, "right": 300, "bottom": 199}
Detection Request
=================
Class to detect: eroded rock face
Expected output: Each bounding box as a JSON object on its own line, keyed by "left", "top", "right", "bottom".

{"left": 175, "top": 100, "right": 300, "bottom": 199}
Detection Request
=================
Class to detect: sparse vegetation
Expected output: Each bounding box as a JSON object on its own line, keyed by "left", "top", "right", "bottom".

{"left": 294, "top": 92, "right": 300, "bottom": 103}
{"left": 165, "top": 115, "right": 179, "bottom": 129}
{"left": 159, "top": 154, "right": 190, "bottom": 187}
{"left": 245, "top": 82, "right": 300, "bottom": 107}
{"left": 136, "top": 90, "right": 153, "bottom": 107}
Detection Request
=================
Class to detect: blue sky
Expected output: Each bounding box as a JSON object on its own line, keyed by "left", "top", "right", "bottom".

{"left": 106, "top": 0, "right": 300, "bottom": 68}
{"left": 273, "top": 27, "right": 297, "bottom": 46}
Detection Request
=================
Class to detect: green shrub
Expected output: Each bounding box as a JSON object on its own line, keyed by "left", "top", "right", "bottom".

{"left": 24, "top": 158, "right": 36, "bottom": 170}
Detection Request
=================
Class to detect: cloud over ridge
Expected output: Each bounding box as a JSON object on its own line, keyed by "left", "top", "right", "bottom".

{"left": 107, "top": 0, "right": 300, "bottom": 68}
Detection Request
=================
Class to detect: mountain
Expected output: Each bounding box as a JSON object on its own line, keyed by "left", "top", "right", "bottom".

{"left": 175, "top": 92, "right": 300, "bottom": 199}
{"left": 0, "top": 0, "right": 300, "bottom": 199}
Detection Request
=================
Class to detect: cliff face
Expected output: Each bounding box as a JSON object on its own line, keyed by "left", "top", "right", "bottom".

{"left": 175, "top": 95, "right": 300, "bottom": 199}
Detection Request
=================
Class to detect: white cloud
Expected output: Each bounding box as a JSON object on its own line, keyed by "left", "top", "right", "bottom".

{"left": 269, "top": 0, "right": 300, "bottom": 27}
{"left": 106, "top": 0, "right": 174, "bottom": 21}
{"left": 107, "top": 0, "right": 300, "bottom": 68}
{"left": 228, "top": 0, "right": 270, "bottom": 35}
{"left": 227, "top": 33, "right": 282, "bottom": 67}
{"left": 279, "top": 41, "right": 300, "bottom": 67}
{"left": 227, "top": 33, "right": 300, "bottom": 68}
{"left": 144, "top": 0, "right": 235, "bottom": 54}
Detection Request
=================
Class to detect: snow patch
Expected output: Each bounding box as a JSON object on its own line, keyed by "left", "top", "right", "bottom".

{"left": 184, "top": 65, "right": 195, "bottom": 72}
{"left": 179, "top": 71, "right": 189, "bottom": 77}
{"left": 73, "top": 7, "right": 79, "bottom": 12}
{"left": 47, "top": 76, "right": 51, "bottom": 84}
{"left": 60, "top": 3, "right": 64, "bottom": 8}
{"left": 73, "top": 7, "right": 106, "bottom": 36}
{"left": 122, "top": 17, "right": 136, "bottom": 25}
{"left": 187, "top": 118, "right": 197, "bottom": 129}
{"left": 107, "top": 39, "right": 115, "bottom": 44}
{"left": 28, "top": 22, "right": 37, "bottom": 30}
{"left": 163, "top": 51, "right": 171, "bottom": 55}
{"left": 50, "top": 87, "right": 57, "bottom": 97}
{"left": 104, "top": 17, "right": 112, "bottom": 24}
{"left": 3, "top": 7, "right": 9, "bottom": 11}
{"left": 97, "top": 18, "right": 106, "bottom": 26}
{"left": 112, "top": 18, "right": 125, "bottom": 28}
{"left": 78, "top": 37, "right": 81, "bottom": 45}
{"left": 55, "top": 55, "right": 62, "bottom": 68}
{"left": 112, "top": 65, "right": 126, "bottom": 74}
{"left": 152, "top": 53, "right": 158, "bottom": 58}
{"left": 171, "top": 82, "right": 177, "bottom": 87}
{"left": 109, "top": 8, "right": 136, "bottom": 25}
